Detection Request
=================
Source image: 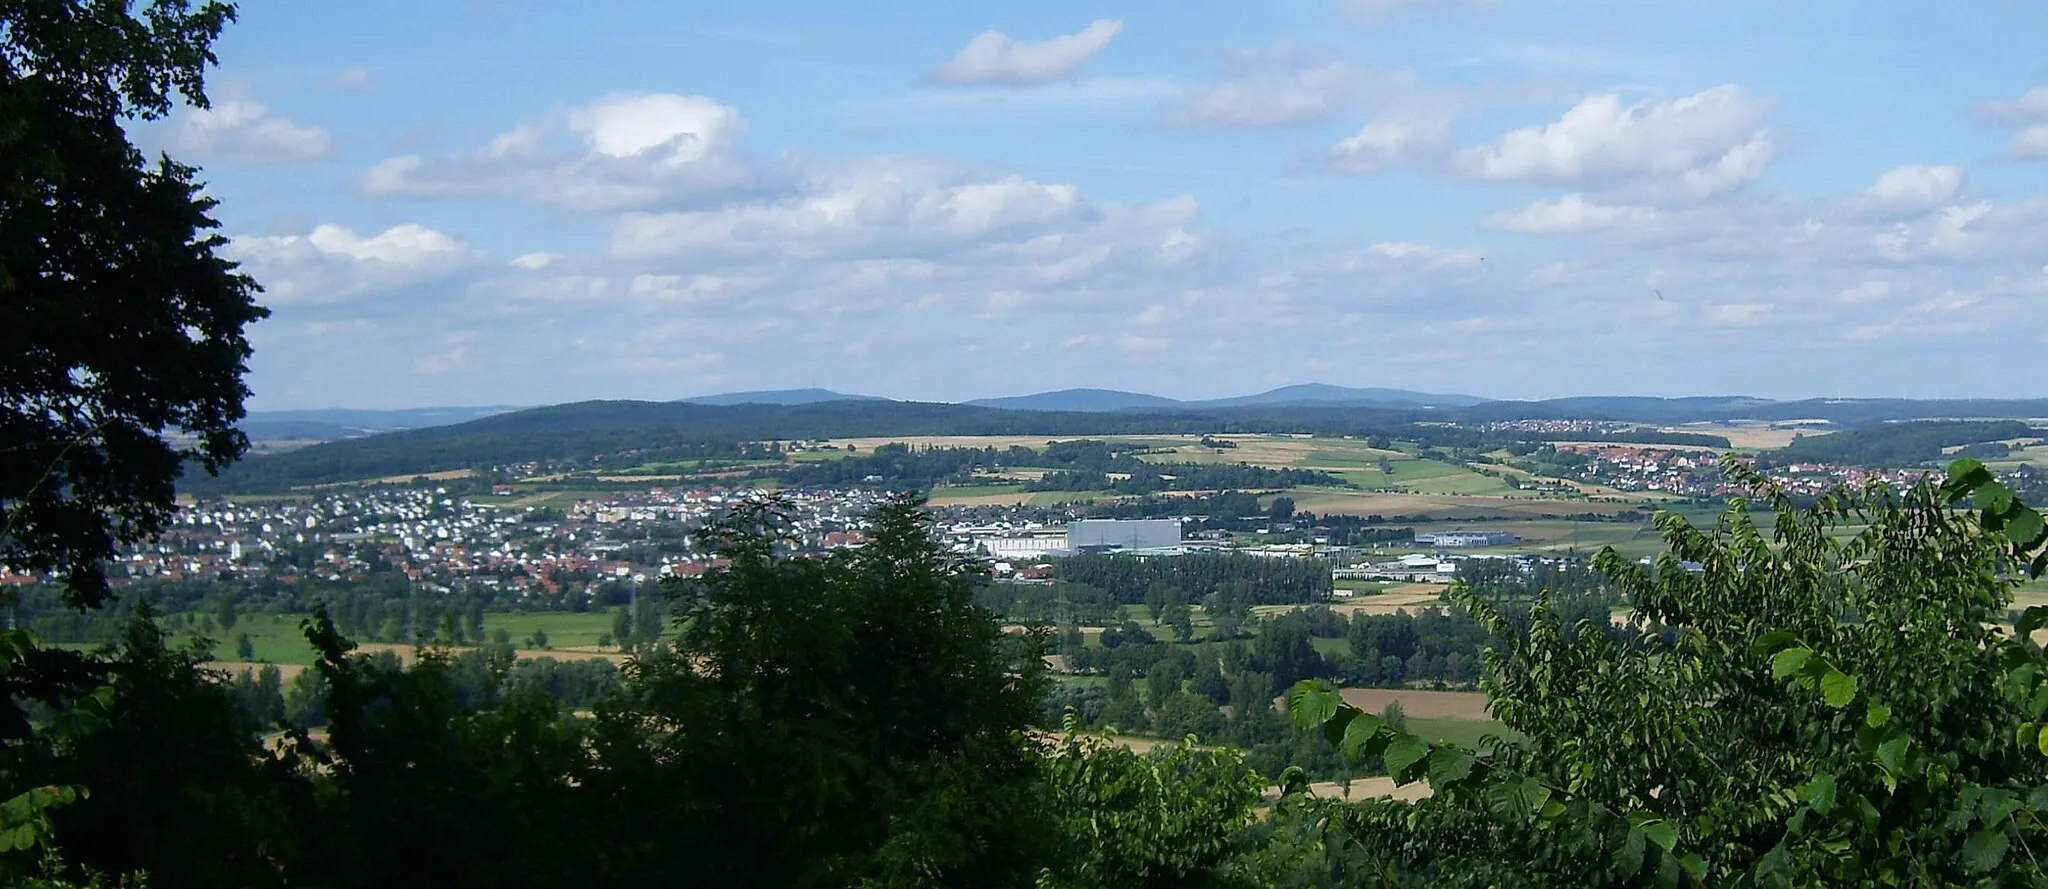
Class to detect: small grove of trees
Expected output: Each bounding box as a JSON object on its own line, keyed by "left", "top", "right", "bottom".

{"left": 1051, "top": 552, "right": 1333, "bottom": 605}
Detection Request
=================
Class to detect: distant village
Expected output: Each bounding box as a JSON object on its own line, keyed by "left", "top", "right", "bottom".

{"left": 0, "top": 480, "right": 1554, "bottom": 602}
{"left": 1555, "top": 445, "right": 1932, "bottom": 496}
{"left": 0, "top": 442, "right": 1967, "bottom": 602}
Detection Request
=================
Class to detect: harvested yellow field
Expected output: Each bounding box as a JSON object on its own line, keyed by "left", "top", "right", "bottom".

{"left": 1148, "top": 436, "right": 1402, "bottom": 469}
{"left": 1265, "top": 777, "right": 1432, "bottom": 802}
{"left": 1658, "top": 422, "right": 1830, "bottom": 451}
{"left": 1336, "top": 688, "right": 1492, "bottom": 720}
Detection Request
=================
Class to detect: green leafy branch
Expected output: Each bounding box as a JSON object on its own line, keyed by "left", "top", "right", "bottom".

{"left": 1944, "top": 458, "right": 2048, "bottom": 579}
{"left": 1282, "top": 680, "right": 1708, "bottom": 887}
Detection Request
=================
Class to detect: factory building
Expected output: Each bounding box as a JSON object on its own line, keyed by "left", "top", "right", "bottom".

{"left": 1066, "top": 518, "right": 1182, "bottom": 553}
{"left": 1414, "top": 530, "right": 1518, "bottom": 548}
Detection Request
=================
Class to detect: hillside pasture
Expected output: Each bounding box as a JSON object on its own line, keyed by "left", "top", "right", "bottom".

{"left": 1282, "top": 489, "right": 1643, "bottom": 520}
{"left": 1336, "top": 688, "right": 1492, "bottom": 721}
{"left": 1659, "top": 422, "right": 1826, "bottom": 451}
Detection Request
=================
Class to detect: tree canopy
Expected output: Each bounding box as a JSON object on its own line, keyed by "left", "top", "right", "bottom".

{"left": 1283, "top": 458, "right": 2048, "bottom": 886}
{"left": 2, "top": 0, "right": 266, "bottom": 606}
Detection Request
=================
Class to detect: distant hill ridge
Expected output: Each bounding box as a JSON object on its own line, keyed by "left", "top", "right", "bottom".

{"left": 677, "top": 388, "right": 889, "bottom": 406}
{"left": 186, "top": 394, "right": 2048, "bottom": 497}
{"left": 966, "top": 383, "right": 1488, "bottom": 411}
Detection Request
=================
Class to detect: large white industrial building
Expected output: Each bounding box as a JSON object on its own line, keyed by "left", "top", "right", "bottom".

{"left": 1066, "top": 518, "right": 1182, "bottom": 553}
{"left": 963, "top": 518, "right": 1185, "bottom": 559}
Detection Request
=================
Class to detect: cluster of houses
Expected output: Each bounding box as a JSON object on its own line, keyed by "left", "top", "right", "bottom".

{"left": 15, "top": 485, "right": 896, "bottom": 601}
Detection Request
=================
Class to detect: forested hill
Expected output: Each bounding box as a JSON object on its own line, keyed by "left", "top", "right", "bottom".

{"left": 187, "top": 399, "right": 1418, "bottom": 494}
{"left": 190, "top": 393, "right": 2048, "bottom": 494}
{"left": 1764, "top": 419, "right": 2038, "bottom": 467}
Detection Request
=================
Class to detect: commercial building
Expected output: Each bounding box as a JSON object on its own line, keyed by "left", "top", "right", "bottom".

{"left": 978, "top": 530, "right": 1073, "bottom": 560}
{"left": 1415, "top": 530, "right": 1518, "bottom": 548}
{"left": 1066, "top": 518, "right": 1182, "bottom": 553}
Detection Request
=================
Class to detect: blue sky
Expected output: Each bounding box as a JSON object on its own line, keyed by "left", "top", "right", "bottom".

{"left": 147, "top": 0, "right": 2048, "bottom": 408}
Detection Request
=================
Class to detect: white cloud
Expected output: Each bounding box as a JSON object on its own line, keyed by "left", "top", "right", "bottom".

{"left": 251, "top": 86, "right": 2048, "bottom": 406}
{"left": 2010, "top": 124, "right": 2048, "bottom": 160}
{"left": 1321, "top": 118, "right": 1454, "bottom": 172}
{"left": 1488, "top": 194, "right": 1660, "bottom": 234}
{"left": 1367, "top": 242, "right": 1482, "bottom": 266}
{"left": 606, "top": 173, "right": 1097, "bottom": 260}
{"left": 1455, "top": 85, "right": 1779, "bottom": 198}
{"left": 1703, "top": 302, "right": 1770, "bottom": 326}
{"left": 567, "top": 93, "right": 743, "bottom": 162}
{"left": 926, "top": 19, "right": 1123, "bottom": 87}
{"left": 226, "top": 223, "right": 476, "bottom": 305}
{"left": 1971, "top": 87, "right": 2048, "bottom": 160}
{"left": 361, "top": 92, "right": 763, "bottom": 211}
{"left": 1865, "top": 164, "right": 1963, "bottom": 208}
{"left": 1970, "top": 86, "right": 2048, "bottom": 126}
{"left": 1165, "top": 41, "right": 1437, "bottom": 129}
{"left": 164, "top": 101, "right": 336, "bottom": 164}
{"left": 1130, "top": 305, "right": 1170, "bottom": 326}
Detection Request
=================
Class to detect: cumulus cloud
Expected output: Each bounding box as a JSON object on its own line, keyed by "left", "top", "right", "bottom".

{"left": 1454, "top": 85, "right": 1779, "bottom": 199}
{"left": 1319, "top": 117, "right": 1455, "bottom": 172}
{"left": 1164, "top": 41, "right": 1438, "bottom": 129}
{"left": 605, "top": 173, "right": 1098, "bottom": 260}
{"left": 257, "top": 85, "right": 2048, "bottom": 405}
{"left": 1970, "top": 86, "right": 2048, "bottom": 159}
{"left": 361, "top": 92, "right": 766, "bottom": 211}
{"left": 1970, "top": 86, "right": 2048, "bottom": 127}
{"left": 163, "top": 101, "right": 336, "bottom": 164}
{"left": 2009, "top": 125, "right": 2048, "bottom": 160}
{"left": 1488, "top": 194, "right": 1660, "bottom": 234}
{"left": 926, "top": 19, "right": 1122, "bottom": 87}
{"left": 1865, "top": 164, "right": 1963, "bottom": 208}
{"left": 226, "top": 223, "right": 476, "bottom": 305}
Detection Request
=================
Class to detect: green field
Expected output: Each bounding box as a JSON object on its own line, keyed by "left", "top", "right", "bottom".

{"left": 1310, "top": 636, "right": 1349, "bottom": 657}
{"left": 1404, "top": 716, "right": 1522, "bottom": 748}
{"left": 139, "top": 609, "right": 630, "bottom": 666}
{"left": 929, "top": 482, "right": 1030, "bottom": 498}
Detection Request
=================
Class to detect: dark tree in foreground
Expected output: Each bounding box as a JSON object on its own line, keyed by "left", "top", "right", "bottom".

{"left": 584, "top": 494, "right": 1058, "bottom": 888}
{"left": 1, "top": 0, "right": 266, "bottom": 607}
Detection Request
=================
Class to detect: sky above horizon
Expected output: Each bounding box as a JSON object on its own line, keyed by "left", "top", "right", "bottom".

{"left": 156, "top": 0, "right": 2048, "bottom": 409}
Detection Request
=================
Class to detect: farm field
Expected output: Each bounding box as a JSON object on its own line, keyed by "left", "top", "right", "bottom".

{"left": 124, "top": 609, "right": 633, "bottom": 667}
{"left": 1336, "top": 688, "right": 1491, "bottom": 721}
{"left": 1281, "top": 489, "right": 1644, "bottom": 520}
{"left": 1659, "top": 421, "right": 1832, "bottom": 451}
{"left": 927, "top": 488, "right": 1108, "bottom": 507}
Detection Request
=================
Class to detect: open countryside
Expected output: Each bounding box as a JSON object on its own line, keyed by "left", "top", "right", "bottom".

{"left": 13, "top": 2, "right": 2048, "bottom": 887}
